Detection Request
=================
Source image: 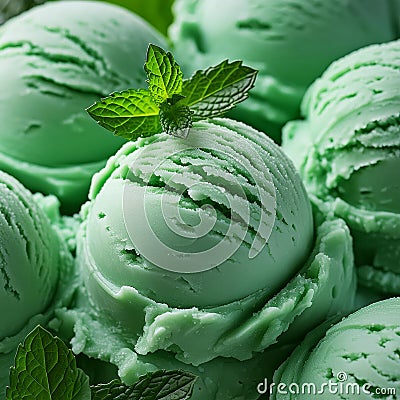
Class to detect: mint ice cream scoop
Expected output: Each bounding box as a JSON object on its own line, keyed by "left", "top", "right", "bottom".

{"left": 169, "top": 0, "right": 398, "bottom": 140}
{"left": 84, "top": 118, "right": 313, "bottom": 308}
{"left": 0, "top": 172, "right": 60, "bottom": 338}
{"left": 0, "top": 1, "right": 167, "bottom": 213}
{"left": 271, "top": 298, "right": 400, "bottom": 400}
{"left": 283, "top": 39, "right": 400, "bottom": 294}
{"left": 55, "top": 118, "right": 356, "bottom": 399}
{"left": 0, "top": 171, "right": 75, "bottom": 396}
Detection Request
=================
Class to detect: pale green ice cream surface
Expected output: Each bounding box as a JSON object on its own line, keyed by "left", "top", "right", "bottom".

{"left": 169, "top": 0, "right": 399, "bottom": 141}
{"left": 54, "top": 118, "right": 356, "bottom": 399}
{"left": 283, "top": 39, "right": 400, "bottom": 294}
{"left": 0, "top": 1, "right": 397, "bottom": 398}
{"left": 0, "top": 171, "right": 76, "bottom": 397}
{"left": 271, "top": 298, "right": 400, "bottom": 400}
{"left": 84, "top": 118, "right": 314, "bottom": 309}
{"left": 0, "top": 0, "right": 167, "bottom": 214}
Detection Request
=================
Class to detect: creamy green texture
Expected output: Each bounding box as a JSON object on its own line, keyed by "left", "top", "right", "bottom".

{"left": 55, "top": 298, "right": 294, "bottom": 400}
{"left": 54, "top": 118, "right": 356, "bottom": 399}
{"left": 283, "top": 39, "right": 400, "bottom": 294}
{"left": 85, "top": 118, "right": 313, "bottom": 308}
{"left": 271, "top": 298, "right": 400, "bottom": 400}
{"left": 0, "top": 172, "right": 59, "bottom": 339}
{"left": 0, "top": 172, "right": 75, "bottom": 397}
{"left": 0, "top": 1, "right": 167, "bottom": 213}
{"left": 169, "top": 0, "right": 399, "bottom": 140}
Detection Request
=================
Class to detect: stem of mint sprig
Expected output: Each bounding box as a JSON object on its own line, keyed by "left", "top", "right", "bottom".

{"left": 86, "top": 44, "right": 258, "bottom": 140}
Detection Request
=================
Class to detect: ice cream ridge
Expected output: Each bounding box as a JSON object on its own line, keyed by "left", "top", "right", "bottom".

{"left": 283, "top": 39, "right": 400, "bottom": 295}
{"left": 0, "top": 171, "right": 75, "bottom": 397}
{"left": 271, "top": 297, "right": 400, "bottom": 399}
{"left": 54, "top": 117, "right": 356, "bottom": 399}
{"left": 169, "top": 0, "right": 399, "bottom": 141}
{"left": 0, "top": 0, "right": 167, "bottom": 214}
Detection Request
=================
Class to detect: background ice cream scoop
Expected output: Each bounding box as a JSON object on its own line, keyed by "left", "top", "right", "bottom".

{"left": 55, "top": 118, "right": 356, "bottom": 399}
{"left": 169, "top": 0, "right": 399, "bottom": 141}
{"left": 0, "top": 171, "right": 75, "bottom": 396}
{"left": 283, "top": 39, "right": 400, "bottom": 295}
{"left": 98, "top": 0, "right": 174, "bottom": 35}
{"left": 0, "top": 0, "right": 167, "bottom": 214}
{"left": 0, "top": 172, "right": 59, "bottom": 339}
{"left": 271, "top": 297, "right": 400, "bottom": 399}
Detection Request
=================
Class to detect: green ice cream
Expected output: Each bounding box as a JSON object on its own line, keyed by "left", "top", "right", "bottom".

{"left": 283, "top": 39, "right": 400, "bottom": 294}
{"left": 0, "top": 171, "right": 75, "bottom": 397}
{"left": 55, "top": 118, "right": 356, "bottom": 399}
{"left": 0, "top": 1, "right": 167, "bottom": 214}
{"left": 271, "top": 298, "right": 400, "bottom": 399}
{"left": 169, "top": 0, "right": 399, "bottom": 141}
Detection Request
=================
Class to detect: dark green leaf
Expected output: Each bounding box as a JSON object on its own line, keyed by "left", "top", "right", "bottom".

{"left": 6, "top": 326, "right": 90, "bottom": 400}
{"left": 0, "top": 0, "right": 46, "bottom": 25}
{"left": 159, "top": 94, "right": 193, "bottom": 138}
{"left": 145, "top": 44, "right": 183, "bottom": 105}
{"left": 181, "top": 60, "right": 258, "bottom": 120}
{"left": 86, "top": 88, "right": 162, "bottom": 140}
{"left": 91, "top": 370, "right": 197, "bottom": 400}
{"left": 91, "top": 379, "right": 130, "bottom": 400}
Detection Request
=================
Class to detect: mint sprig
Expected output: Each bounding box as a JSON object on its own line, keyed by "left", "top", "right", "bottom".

{"left": 6, "top": 326, "right": 90, "bottom": 400}
{"left": 7, "top": 326, "right": 197, "bottom": 400}
{"left": 87, "top": 44, "right": 258, "bottom": 140}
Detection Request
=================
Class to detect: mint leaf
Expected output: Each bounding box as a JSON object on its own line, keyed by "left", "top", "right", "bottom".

{"left": 0, "top": 0, "right": 46, "bottom": 25}
{"left": 91, "top": 370, "right": 197, "bottom": 400}
{"left": 6, "top": 326, "right": 196, "bottom": 400}
{"left": 131, "top": 370, "right": 196, "bottom": 399}
{"left": 6, "top": 326, "right": 90, "bottom": 400}
{"left": 72, "top": 370, "right": 91, "bottom": 400}
{"left": 159, "top": 94, "right": 193, "bottom": 138}
{"left": 145, "top": 44, "right": 183, "bottom": 105}
{"left": 86, "top": 89, "right": 162, "bottom": 140}
{"left": 91, "top": 380, "right": 127, "bottom": 400}
{"left": 181, "top": 60, "right": 258, "bottom": 120}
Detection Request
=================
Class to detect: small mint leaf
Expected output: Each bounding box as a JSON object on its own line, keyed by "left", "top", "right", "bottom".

{"left": 0, "top": 0, "right": 46, "bottom": 24}
{"left": 72, "top": 370, "right": 91, "bottom": 400}
{"left": 159, "top": 94, "right": 193, "bottom": 138}
{"left": 86, "top": 89, "right": 162, "bottom": 140}
{"left": 91, "top": 370, "right": 197, "bottom": 400}
{"left": 130, "top": 370, "right": 196, "bottom": 400}
{"left": 181, "top": 60, "right": 258, "bottom": 120}
{"left": 145, "top": 44, "right": 183, "bottom": 105}
{"left": 6, "top": 326, "right": 90, "bottom": 400}
{"left": 91, "top": 379, "right": 128, "bottom": 400}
